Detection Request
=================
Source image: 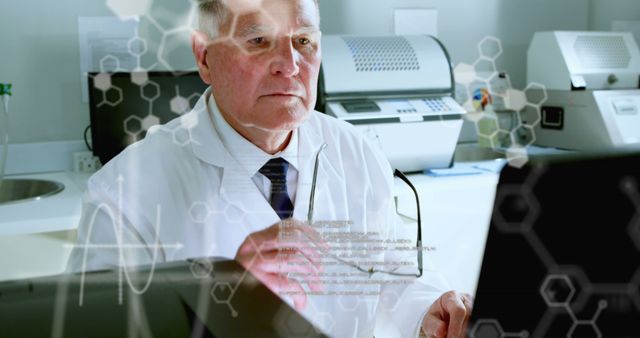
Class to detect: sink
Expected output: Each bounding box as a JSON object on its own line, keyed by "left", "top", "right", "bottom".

{"left": 0, "top": 179, "right": 65, "bottom": 205}
{"left": 454, "top": 143, "right": 505, "bottom": 162}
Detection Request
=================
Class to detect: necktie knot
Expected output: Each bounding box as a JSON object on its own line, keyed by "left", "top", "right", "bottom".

{"left": 259, "top": 158, "right": 289, "bottom": 184}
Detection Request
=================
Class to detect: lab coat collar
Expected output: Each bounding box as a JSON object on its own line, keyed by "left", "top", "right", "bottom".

{"left": 207, "top": 93, "right": 300, "bottom": 176}
{"left": 188, "top": 87, "right": 234, "bottom": 169}
{"left": 188, "top": 87, "right": 329, "bottom": 223}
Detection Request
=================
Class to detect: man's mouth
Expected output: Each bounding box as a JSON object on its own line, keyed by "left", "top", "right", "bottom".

{"left": 265, "top": 92, "right": 300, "bottom": 96}
{"left": 262, "top": 92, "right": 302, "bottom": 98}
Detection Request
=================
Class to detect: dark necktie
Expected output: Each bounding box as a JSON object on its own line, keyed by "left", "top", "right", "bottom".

{"left": 259, "top": 158, "right": 294, "bottom": 220}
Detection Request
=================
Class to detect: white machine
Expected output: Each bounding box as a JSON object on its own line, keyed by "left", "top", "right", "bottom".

{"left": 317, "top": 35, "right": 466, "bottom": 172}
{"left": 527, "top": 31, "right": 640, "bottom": 151}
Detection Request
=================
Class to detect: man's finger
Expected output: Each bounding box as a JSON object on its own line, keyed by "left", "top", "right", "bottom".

{"left": 294, "top": 222, "right": 331, "bottom": 252}
{"left": 461, "top": 294, "right": 474, "bottom": 335}
{"left": 422, "top": 313, "right": 447, "bottom": 338}
{"left": 259, "top": 250, "right": 324, "bottom": 292}
{"left": 259, "top": 230, "right": 326, "bottom": 270}
{"left": 443, "top": 292, "right": 467, "bottom": 338}
{"left": 262, "top": 273, "right": 308, "bottom": 310}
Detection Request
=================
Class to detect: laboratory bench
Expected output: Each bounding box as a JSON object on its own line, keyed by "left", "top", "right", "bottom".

{"left": 0, "top": 171, "right": 90, "bottom": 282}
{"left": 0, "top": 162, "right": 502, "bottom": 296}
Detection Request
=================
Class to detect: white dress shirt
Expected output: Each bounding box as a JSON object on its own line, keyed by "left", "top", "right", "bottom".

{"left": 208, "top": 96, "right": 299, "bottom": 204}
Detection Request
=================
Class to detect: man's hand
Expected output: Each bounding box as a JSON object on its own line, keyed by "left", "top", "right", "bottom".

{"left": 421, "top": 291, "right": 473, "bottom": 338}
{"left": 235, "top": 219, "right": 328, "bottom": 311}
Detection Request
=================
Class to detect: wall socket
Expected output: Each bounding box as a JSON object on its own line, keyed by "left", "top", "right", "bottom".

{"left": 73, "top": 151, "right": 102, "bottom": 173}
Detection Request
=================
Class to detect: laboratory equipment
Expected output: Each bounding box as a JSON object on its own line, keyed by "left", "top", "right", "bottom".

{"left": 317, "top": 35, "right": 466, "bottom": 172}
{"left": 527, "top": 31, "right": 640, "bottom": 151}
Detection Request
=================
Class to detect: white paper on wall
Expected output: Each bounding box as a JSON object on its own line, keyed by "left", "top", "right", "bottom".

{"left": 394, "top": 8, "right": 438, "bottom": 37}
{"left": 78, "top": 16, "right": 139, "bottom": 102}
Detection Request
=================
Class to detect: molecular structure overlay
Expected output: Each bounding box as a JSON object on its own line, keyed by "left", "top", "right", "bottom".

{"left": 453, "top": 36, "right": 548, "bottom": 169}
{"left": 53, "top": 1, "right": 640, "bottom": 337}
{"left": 468, "top": 154, "right": 640, "bottom": 338}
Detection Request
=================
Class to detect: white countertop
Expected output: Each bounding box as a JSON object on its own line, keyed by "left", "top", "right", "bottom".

{"left": 0, "top": 161, "right": 502, "bottom": 294}
{"left": 0, "top": 171, "right": 91, "bottom": 236}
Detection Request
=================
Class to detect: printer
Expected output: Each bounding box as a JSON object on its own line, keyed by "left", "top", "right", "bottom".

{"left": 527, "top": 31, "right": 640, "bottom": 151}
{"left": 316, "top": 35, "right": 466, "bottom": 172}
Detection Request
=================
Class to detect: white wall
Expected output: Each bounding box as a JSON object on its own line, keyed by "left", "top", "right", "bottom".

{"left": 2, "top": 0, "right": 638, "bottom": 145}
{"left": 0, "top": 0, "right": 112, "bottom": 144}
{"left": 319, "top": 0, "right": 590, "bottom": 89}
{"left": 589, "top": 0, "right": 640, "bottom": 31}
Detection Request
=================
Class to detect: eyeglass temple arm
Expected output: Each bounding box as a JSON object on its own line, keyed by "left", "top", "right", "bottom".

{"left": 393, "top": 169, "right": 423, "bottom": 277}
{"left": 308, "top": 143, "right": 328, "bottom": 224}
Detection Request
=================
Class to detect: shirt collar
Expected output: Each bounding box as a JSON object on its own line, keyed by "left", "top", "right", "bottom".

{"left": 207, "top": 93, "right": 299, "bottom": 176}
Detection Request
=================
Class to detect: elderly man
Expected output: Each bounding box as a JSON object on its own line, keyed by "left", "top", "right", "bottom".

{"left": 68, "top": 0, "right": 472, "bottom": 337}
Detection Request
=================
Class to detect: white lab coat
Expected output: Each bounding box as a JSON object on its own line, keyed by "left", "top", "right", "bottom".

{"left": 67, "top": 88, "right": 449, "bottom": 338}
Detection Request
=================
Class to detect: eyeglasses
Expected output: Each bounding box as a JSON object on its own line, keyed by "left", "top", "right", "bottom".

{"left": 307, "top": 144, "right": 423, "bottom": 278}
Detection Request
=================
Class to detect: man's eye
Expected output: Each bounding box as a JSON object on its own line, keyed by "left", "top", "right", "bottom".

{"left": 249, "top": 37, "right": 266, "bottom": 45}
{"left": 298, "top": 37, "right": 311, "bottom": 45}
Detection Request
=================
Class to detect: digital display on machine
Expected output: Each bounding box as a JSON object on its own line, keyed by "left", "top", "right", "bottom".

{"left": 342, "top": 101, "right": 381, "bottom": 113}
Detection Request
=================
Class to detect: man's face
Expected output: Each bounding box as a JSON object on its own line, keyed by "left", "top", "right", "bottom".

{"left": 201, "top": 0, "right": 321, "bottom": 133}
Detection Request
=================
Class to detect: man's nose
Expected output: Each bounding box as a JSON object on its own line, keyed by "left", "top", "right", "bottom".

{"left": 270, "top": 39, "right": 300, "bottom": 77}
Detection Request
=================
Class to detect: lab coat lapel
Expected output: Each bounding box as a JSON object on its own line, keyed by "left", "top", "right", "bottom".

{"left": 189, "top": 88, "right": 281, "bottom": 231}
{"left": 293, "top": 115, "right": 331, "bottom": 223}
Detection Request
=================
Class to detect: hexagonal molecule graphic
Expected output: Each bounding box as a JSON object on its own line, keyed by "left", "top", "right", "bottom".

{"left": 478, "top": 36, "right": 503, "bottom": 60}
{"left": 337, "top": 295, "right": 361, "bottom": 312}
{"left": 141, "top": 114, "right": 160, "bottom": 131}
{"left": 124, "top": 115, "right": 144, "bottom": 138}
{"left": 189, "top": 201, "right": 212, "bottom": 223}
{"left": 100, "top": 55, "right": 121, "bottom": 72}
{"left": 470, "top": 319, "right": 529, "bottom": 338}
{"left": 454, "top": 63, "right": 476, "bottom": 85}
{"left": 504, "top": 89, "right": 527, "bottom": 112}
{"left": 210, "top": 282, "right": 234, "bottom": 303}
{"left": 568, "top": 323, "right": 601, "bottom": 338}
{"left": 170, "top": 95, "right": 191, "bottom": 115}
{"left": 493, "top": 185, "right": 540, "bottom": 233}
{"left": 140, "top": 81, "right": 161, "bottom": 102}
{"left": 505, "top": 145, "right": 530, "bottom": 169}
{"left": 453, "top": 36, "right": 549, "bottom": 168}
{"left": 621, "top": 177, "right": 640, "bottom": 252}
{"left": 172, "top": 125, "right": 192, "bottom": 147}
{"left": 189, "top": 259, "right": 214, "bottom": 279}
{"left": 100, "top": 86, "right": 124, "bottom": 108}
{"left": 470, "top": 319, "right": 503, "bottom": 338}
{"left": 130, "top": 71, "right": 149, "bottom": 86}
{"left": 540, "top": 275, "right": 576, "bottom": 307}
{"left": 94, "top": 73, "right": 112, "bottom": 91}
{"left": 128, "top": 36, "right": 148, "bottom": 57}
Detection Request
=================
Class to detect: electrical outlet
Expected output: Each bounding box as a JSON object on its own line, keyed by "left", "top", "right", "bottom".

{"left": 73, "top": 151, "right": 102, "bottom": 173}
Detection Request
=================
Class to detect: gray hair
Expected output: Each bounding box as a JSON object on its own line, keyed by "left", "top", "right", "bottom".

{"left": 197, "top": 0, "right": 320, "bottom": 39}
{"left": 197, "top": 0, "right": 229, "bottom": 39}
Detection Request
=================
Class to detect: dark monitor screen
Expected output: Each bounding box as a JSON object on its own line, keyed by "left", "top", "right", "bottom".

{"left": 87, "top": 72, "right": 209, "bottom": 165}
{"left": 469, "top": 151, "right": 640, "bottom": 338}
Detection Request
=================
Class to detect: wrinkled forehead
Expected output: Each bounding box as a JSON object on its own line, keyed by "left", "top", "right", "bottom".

{"left": 220, "top": 0, "right": 320, "bottom": 37}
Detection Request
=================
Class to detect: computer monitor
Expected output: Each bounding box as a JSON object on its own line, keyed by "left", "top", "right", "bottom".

{"left": 0, "top": 258, "right": 327, "bottom": 337}
{"left": 468, "top": 151, "right": 640, "bottom": 337}
{"left": 87, "top": 72, "right": 209, "bottom": 165}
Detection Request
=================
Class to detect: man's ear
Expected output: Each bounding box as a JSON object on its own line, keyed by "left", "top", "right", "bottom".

{"left": 192, "top": 30, "right": 212, "bottom": 85}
